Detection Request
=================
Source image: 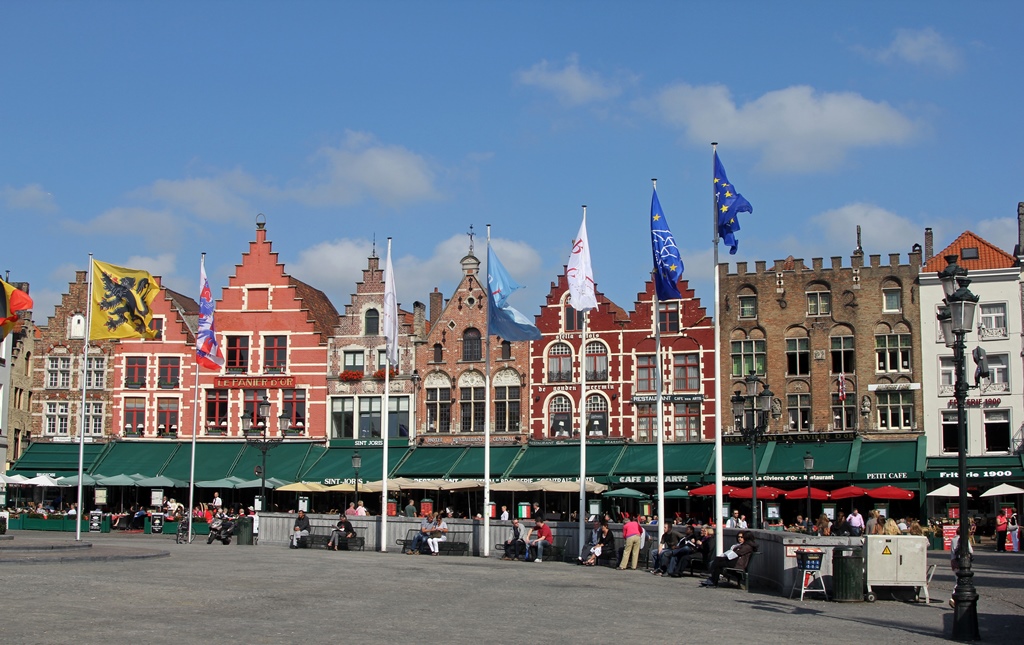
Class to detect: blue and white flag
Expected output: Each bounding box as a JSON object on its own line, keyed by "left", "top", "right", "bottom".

{"left": 487, "top": 244, "right": 541, "bottom": 341}
{"left": 650, "top": 187, "right": 683, "bottom": 301}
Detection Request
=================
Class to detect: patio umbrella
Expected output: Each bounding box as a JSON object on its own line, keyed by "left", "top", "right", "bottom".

{"left": 56, "top": 473, "right": 103, "bottom": 487}
{"left": 97, "top": 474, "right": 144, "bottom": 487}
{"left": 927, "top": 483, "right": 962, "bottom": 498}
{"left": 325, "top": 482, "right": 357, "bottom": 492}
{"left": 24, "top": 474, "right": 65, "bottom": 487}
{"left": 980, "top": 483, "right": 1024, "bottom": 497}
{"left": 601, "top": 487, "right": 649, "bottom": 499}
{"left": 655, "top": 489, "right": 690, "bottom": 499}
{"left": 729, "top": 486, "right": 786, "bottom": 500}
{"left": 688, "top": 483, "right": 737, "bottom": 497}
{"left": 490, "top": 480, "right": 532, "bottom": 492}
{"left": 276, "top": 481, "right": 329, "bottom": 493}
{"left": 194, "top": 476, "right": 245, "bottom": 489}
{"left": 134, "top": 475, "right": 189, "bottom": 488}
{"left": 829, "top": 485, "right": 869, "bottom": 500}
{"left": 234, "top": 477, "right": 289, "bottom": 490}
{"left": 440, "top": 479, "right": 484, "bottom": 491}
{"left": 783, "top": 486, "right": 830, "bottom": 501}
{"left": 866, "top": 485, "right": 915, "bottom": 500}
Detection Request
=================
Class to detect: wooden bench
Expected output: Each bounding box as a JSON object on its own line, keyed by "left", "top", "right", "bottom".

{"left": 722, "top": 552, "right": 759, "bottom": 591}
{"left": 306, "top": 526, "right": 364, "bottom": 551}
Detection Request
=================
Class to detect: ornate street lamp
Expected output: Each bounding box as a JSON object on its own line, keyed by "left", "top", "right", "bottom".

{"left": 937, "top": 255, "right": 981, "bottom": 641}
{"left": 243, "top": 394, "right": 282, "bottom": 512}
{"left": 352, "top": 451, "right": 362, "bottom": 510}
{"left": 803, "top": 451, "right": 815, "bottom": 526}
{"left": 731, "top": 372, "right": 778, "bottom": 530}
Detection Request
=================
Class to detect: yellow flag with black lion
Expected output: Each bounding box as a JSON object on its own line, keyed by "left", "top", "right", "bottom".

{"left": 90, "top": 259, "right": 160, "bottom": 340}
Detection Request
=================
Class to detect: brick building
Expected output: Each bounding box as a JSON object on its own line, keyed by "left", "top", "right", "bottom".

{"left": 529, "top": 272, "right": 716, "bottom": 442}
{"left": 717, "top": 244, "right": 924, "bottom": 439}
{"left": 327, "top": 252, "right": 423, "bottom": 441}
{"left": 414, "top": 247, "right": 531, "bottom": 445}
{"left": 31, "top": 271, "right": 118, "bottom": 444}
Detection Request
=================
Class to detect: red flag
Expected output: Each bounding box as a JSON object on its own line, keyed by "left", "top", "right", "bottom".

{"left": 1, "top": 278, "right": 33, "bottom": 341}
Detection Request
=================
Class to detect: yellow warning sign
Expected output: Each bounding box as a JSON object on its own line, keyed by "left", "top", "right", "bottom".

{"left": 882, "top": 546, "right": 892, "bottom": 555}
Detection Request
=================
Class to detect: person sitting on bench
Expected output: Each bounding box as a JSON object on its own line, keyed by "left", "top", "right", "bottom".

{"left": 290, "top": 510, "right": 310, "bottom": 548}
{"left": 700, "top": 531, "right": 757, "bottom": 588}
{"left": 502, "top": 518, "right": 527, "bottom": 560}
{"left": 327, "top": 517, "right": 356, "bottom": 551}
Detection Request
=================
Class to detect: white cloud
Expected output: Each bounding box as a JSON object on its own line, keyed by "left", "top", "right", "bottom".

{"left": 872, "top": 28, "right": 962, "bottom": 72}
{"left": 141, "top": 170, "right": 259, "bottom": 223}
{"left": 517, "top": 54, "right": 622, "bottom": 106}
{"left": 290, "top": 131, "right": 441, "bottom": 208}
{"left": 975, "top": 218, "right": 1016, "bottom": 251}
{"left": 810, "top": 203, "right": 920, "bottom": 254}
{"left": 1, "top": 183, "right": 58, "bottom": 213}
{"left": 63, "top": 207, "right": 184, "bottom": 251}
{"left": 653, "top": 84, "right": 918, "bottom": 171}
{"left": 124, "top": 253, "right": 178, "bottom": 285}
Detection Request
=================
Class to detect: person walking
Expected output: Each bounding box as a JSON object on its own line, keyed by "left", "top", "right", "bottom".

{"left": 1008, "top": 511, "right": 1019, "bottom": 552}
{"left": 995, "top": 510, "right": 1008, "bottom": 552}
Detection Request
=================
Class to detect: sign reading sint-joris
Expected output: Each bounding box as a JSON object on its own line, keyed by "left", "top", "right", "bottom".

{"left": 90, "top": 260, "right": 160, "bottom": 340}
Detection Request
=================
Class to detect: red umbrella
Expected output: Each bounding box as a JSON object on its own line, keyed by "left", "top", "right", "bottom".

{"left": 829, "top": 485, "right": 870, "bottom": 500}
{"left": 783, "top": 487, "right": 830, "bottom": 501}
{"left": 867, "top": 485, "right": 915, "bottom": 500}
{"left": 729, "top": 486, "right": 786, "bottom": 500}
{"left": 688, "top": 483, "right": 737, "bottom": 497}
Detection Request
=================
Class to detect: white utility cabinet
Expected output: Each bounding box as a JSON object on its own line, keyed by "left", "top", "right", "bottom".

{"left": 865, "top": 535, "right": 932, "bottom": 603}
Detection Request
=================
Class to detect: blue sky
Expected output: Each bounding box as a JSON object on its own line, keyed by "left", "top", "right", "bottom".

{"left": 3, "top": 2, "right": 1022, "bottom": 324}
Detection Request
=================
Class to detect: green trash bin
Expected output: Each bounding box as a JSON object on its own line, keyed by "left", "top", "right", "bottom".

{"left": 235, "top": 516, "right": 254, "bottom": 546}
{"left": 832, "top": 546, "right": 864, "bottom": 602}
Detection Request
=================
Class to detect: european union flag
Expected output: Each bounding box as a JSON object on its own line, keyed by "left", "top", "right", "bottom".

{"left": 650, "top": 187, "right": 683, "bottom": 301}
{"left": 487, "top": 244, "right": 542, "bottom": 341}
{"left": 714, "top": 152, "right": 753, "bottom": 255}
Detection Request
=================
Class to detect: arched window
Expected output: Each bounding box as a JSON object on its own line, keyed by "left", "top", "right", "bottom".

{"left": 462, "top": 328, "right": 482, "bottom": 361}
{"left": 549, "top": 395, "right": 572, "bottom": 437}
{"left": 364, "top": 309, "right": 379, "bottom": 336}
{"left": 585, "top": 394, "right": 608, "bottom": 436}
{"left": 585, "top": 342, "right": 608, "bottom": 381}
{"left": 548, "top": 343, "right": 572, "bottom": 382}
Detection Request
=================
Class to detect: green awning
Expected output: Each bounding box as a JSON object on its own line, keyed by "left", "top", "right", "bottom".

{"left": 89, "top": 441, "right": 180, "bottom": 479}
{"left": 719, "top": 443, "right": 771, "bottom": 482}
{"left": 228, "top": 443, "right": 324, "bottom": 482}
{"left": 759, "top": 441, "right": 855, "bottom": 487}
{"left": 447, "top": 446, "right": 523, "bottom": 479}
{"left": 851, "top": 439, "right": 923, "bottom": 484}
{"left": 7, "top": 442, "right": 106, "bottom": 477}
{"left": 608, "top": 443, "right": 713, "bottom": 485}
{"left": 925, "top": 454, "right": 1024, "bottom": 479}
{"left": 300, "top": 446, "right": 410, "bottom": 485}
{"left": 393, "top": 447, "right": 468, "bottom": 478}
{"left": 505, "top": 443, "right": 626, "bottom": 480}
{"left": 160, "top": 442, "right": 246, "bottom": 481}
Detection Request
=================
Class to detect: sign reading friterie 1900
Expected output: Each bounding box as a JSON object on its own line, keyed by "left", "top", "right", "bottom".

{"left": 214, "top": 376, "right": 296, "bottom": 388}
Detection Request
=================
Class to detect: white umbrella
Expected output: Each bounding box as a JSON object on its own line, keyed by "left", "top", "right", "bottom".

{"left": 981, "top": 483, "right": 1024, "bottom": 498}
{"left": 490, "top": 480, "right": 532, "bottom": 492}
{"left": 0, "top": 474, "right": 29, "bottom": 485}
{"left": 927, "top": 483, "right": 962, "bottom": 497}
{"left": 23, "top": 474, "right": 64, "bottom": 487}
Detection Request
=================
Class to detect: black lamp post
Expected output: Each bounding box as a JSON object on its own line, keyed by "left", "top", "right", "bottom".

{"left": 803, "top": 451, "right": 814, "bottom": 526}
{"left": 731, "top": 373, "right": 777, "bottom": 530}
{"left": 352, "top": 451, "right": 362, "bottom": 510}
{"left": 243, "top": 394, "right": 283, "bottom": 512}
{"left": 937, "top": 255, "right": 981, "bottom": 640}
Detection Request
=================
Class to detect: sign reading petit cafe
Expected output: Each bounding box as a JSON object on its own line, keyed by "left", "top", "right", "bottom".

{"left": 214, "top": 376, "right": 296, "bottom": 388}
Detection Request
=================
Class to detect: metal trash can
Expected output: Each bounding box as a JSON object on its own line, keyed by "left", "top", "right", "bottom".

{"left": 235, "top": 516, "right": 254, "bottom": 546}
{"left": 832, "top": 546, "right": 864, "bottom": 602}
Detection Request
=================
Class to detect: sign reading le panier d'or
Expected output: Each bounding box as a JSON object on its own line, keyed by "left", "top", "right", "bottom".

{"left": 214, "top": 376, "right": 296, "bottom": 389}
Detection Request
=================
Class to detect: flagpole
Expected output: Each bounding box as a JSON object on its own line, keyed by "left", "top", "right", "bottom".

{"left": 483, "top": 225, "right": 494, "bottom": 558}
{"left": 577, "top": 206, "right": 588, "bottom": 554}
{"left": 187, "top": 253, "right": 205, "bottom": 544}
{"left": 380, "top": 237, "right": 394, "bottom": 553}
{"left": 652, "top": 179, "right": 666, "bottom": 530}
{"left": 75, "top": 254, "right": 94, "bottom": 542}
{"left": 712, "top": 142, "right": 724, "bottom": 556}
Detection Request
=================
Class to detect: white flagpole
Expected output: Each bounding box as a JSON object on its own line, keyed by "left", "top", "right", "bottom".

{"left": 380, "top": 237, "right": 396, "bottom": 552}
{"left": 483, "top": 226, "right": 494, "bottom": 557}
{"left": 75, "top": 254, "right": 94, "bottom": 542}
{"left": 712, "top": 142, "right": 724, "bottom": 556}
{"left": 652, "top": 180, "right": 666, "bottom": 530}
{"left": 577, "top": 206, "right": 588, "bottom": 554}
{"left": 187, "top": 253, "right": 205, "bottom": 544}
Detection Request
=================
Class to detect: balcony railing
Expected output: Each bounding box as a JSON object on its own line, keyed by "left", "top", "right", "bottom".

{"left": 585, "top": 370, "right": 608, "bottom": 381}
{"left": 548, "top": 371, "right": 572, "bottom": 383}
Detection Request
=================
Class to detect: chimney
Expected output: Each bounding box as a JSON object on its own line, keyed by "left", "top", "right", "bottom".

{"left": 924, "top": 227, "right": 933, "bottom": 261}
{"left": 413, "top": 301, "right": 426, "bottom": 339}
{"left": 429, "top": 288, "right": 443, "bottom": 325}
{"left": 1017, "top": 203, "right": 1024, "bottom": 257}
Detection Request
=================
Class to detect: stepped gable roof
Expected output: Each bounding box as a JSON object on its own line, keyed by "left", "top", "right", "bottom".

{"left": 923, "top": 230, "right": 1016, "bottom": 273}
{"left": 163, "top": 287, "right": 199, "bottom": 336}
{"left": 290, "top": 277, "right": 341, "bottom": 344}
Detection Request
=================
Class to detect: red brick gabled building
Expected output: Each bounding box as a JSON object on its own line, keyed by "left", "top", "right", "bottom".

{"left": 414, "top": 249, "right": 532, "bottom": 444}
{"left": 327, "top": 253, "right": 423, "bottom": 440}
{"left": 528, "top": 271, "right": 716, "bottom": 442}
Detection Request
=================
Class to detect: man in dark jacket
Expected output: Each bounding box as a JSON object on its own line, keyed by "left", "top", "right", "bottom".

{"left": 290, "top": 510, "right": 311, "bottom": 548}
{"left": 700, "top": 531, "right": 757, "bottom": 587}
{"left": 327, "top": 516, "right": 356, "bottom": 550}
